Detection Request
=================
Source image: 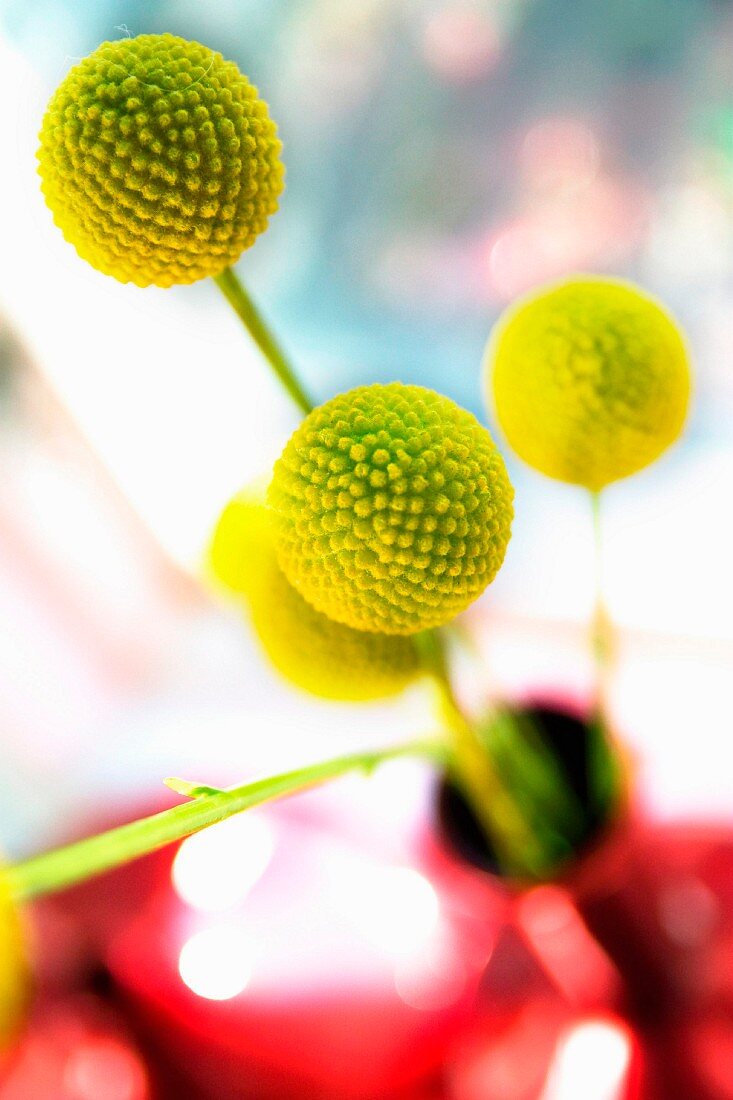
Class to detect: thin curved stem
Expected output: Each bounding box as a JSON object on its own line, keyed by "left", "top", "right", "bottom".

{"left": 590, "top": 489, "right": 614, "bottom": 713}
{"left": 214, "top": 267, "right": 313, "bottom": 415}
{"left": 7, "top": 738, "right": 444, "bottom": 902}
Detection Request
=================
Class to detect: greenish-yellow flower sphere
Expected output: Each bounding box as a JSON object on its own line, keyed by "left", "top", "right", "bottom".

{"left": 487, "top": 276, "right": 691, "bottom": 491}
{"left": 38, "top": 34, "right": 283, "bottom": 287}
{"left": 268, "top": 383, "right": 514, "bottom": 635}
{"left": 209, "top": 493, "right": 420, "bottom": 701}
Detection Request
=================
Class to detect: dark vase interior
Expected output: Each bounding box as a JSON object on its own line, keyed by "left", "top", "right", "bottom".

{"left": 436, "top": 702, "right": 615, "bottom": 876}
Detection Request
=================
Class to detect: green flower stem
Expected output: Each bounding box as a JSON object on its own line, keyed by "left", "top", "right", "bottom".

{"left": 6, "top": 738, "right": 445, "bottom": 903}
{"left": 417, "top": 631, "right": 547, "bottom": 880}
{"left": 214, "top": 267, "right": 314, "bottom": 416}
{"left": 588, "top": 491, "right": 624, "bottom": 815}
{"left": 590, "top": 489, "right": 614, "bottom": 711}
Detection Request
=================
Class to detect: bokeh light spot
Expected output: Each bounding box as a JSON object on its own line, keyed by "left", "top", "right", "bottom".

{"left": 172, "top": 813, "right": 276, "bottom": 913}
{"left": 178, "top": 927, "right": 253, "bottom": 1001}
{"left": 334, "top": 863, "right": 441, "bottom": 959}
{"left": 541, "top": 1018, "right": 632, "bottom": 1100}
{"left": 63, "top": 1038, "right": 150, "bottom": 1100}
{"left": 422, "top": 6, "right": 500, "bottom": 84}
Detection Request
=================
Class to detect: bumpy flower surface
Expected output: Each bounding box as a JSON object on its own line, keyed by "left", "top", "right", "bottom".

{"left": 209, "top": 494, "right": 419, "bottom": 700}
{"left": 268, "top": 383, "right": 514, "bottom": 635}
{"left": 487, "top": 277, "right": 691, "bottom": 490}
{"left": 38, "top": 34, "right": 283, "bottom": 287}
{"left": 0, "top": 869, "right": 28, "bottom": 1050}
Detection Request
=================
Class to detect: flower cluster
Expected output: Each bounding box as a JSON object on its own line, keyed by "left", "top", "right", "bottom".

{"left": 211, "top": 384, "right": 513, "bottom": 695}
{"left": 0, "top": 28, "right": 694, "bottom": 1048}
{"left": 36, "top": 32, "right": 691, "bottom": 700}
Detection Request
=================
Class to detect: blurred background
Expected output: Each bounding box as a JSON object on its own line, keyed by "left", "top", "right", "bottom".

{"left": 0, "top": 1, "right": 731, "bottom": 1097}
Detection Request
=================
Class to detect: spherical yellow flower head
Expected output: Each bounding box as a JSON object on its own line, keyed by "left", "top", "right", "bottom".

{"left": 268, "top": 383, "right": 514, "bottom": 635}
{"left": 209, "top": 494, "right": 419, "bottom": 700}
{"left": 38, "top": 34, "right": 283, "bottom": 287}
{"left": 487, "top": 277, "right": 691, "bottom": 491}
{"left": 0, "top": 868, "right": 28, "bottom": 1051}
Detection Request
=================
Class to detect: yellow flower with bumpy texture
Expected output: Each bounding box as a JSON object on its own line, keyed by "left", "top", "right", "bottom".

{"left": 38, "top": 34, "right": 283, "bottom": 287}
{"left": 0, "top": 868, "right": 28, "bottom": 1051}
{"left": 487, "top": 277, "right": 691, "bottom": 491}
{"left": 268, "top": 383, "right": 514, "bottom": 635}
{"left": 209, "top": 494, "right": 420, "bottom": 701}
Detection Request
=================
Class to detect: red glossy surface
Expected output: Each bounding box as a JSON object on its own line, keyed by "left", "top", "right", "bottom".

{"left": 23, "top": 801, "right": 733, "bottom": 1099}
